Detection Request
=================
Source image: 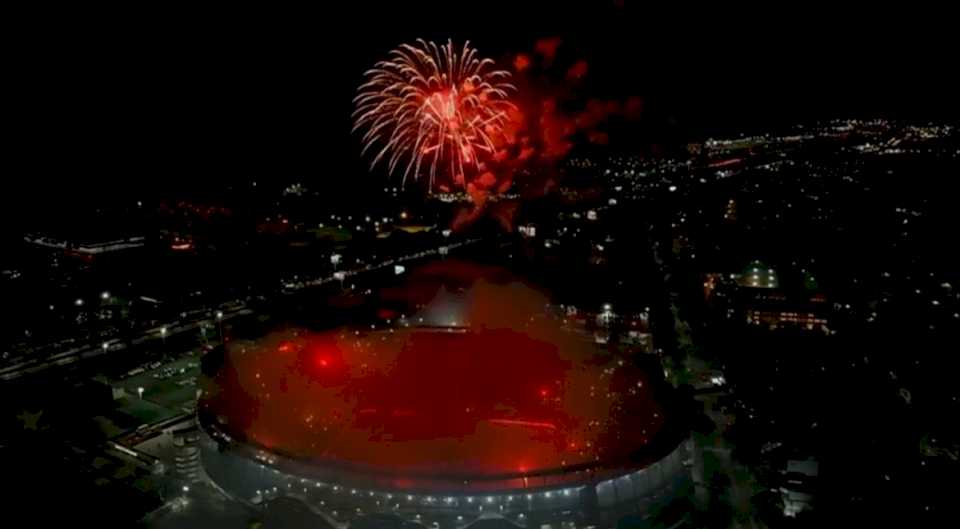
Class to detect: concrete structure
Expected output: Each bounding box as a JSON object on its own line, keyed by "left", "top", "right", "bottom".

{"left": 198, "top": 261, "right": 693, "bottom": 528}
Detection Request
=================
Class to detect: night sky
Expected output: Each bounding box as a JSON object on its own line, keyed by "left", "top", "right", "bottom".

{"left": 5, "top": 3, "right": 956, "bottom": 229}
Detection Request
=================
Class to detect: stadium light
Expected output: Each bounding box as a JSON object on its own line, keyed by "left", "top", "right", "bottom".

{"left": 216, "top": 311, "right": 224, "bottom": 342}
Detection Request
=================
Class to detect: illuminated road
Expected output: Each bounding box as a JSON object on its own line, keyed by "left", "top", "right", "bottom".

{"left": 0, "top": 306, "right": 253, "bottom": 381}
{"left": 1, "top": 239, "right": 482, "bottom": 382}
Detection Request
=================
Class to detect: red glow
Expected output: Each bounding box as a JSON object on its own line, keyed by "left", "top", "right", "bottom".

{"left": 709, "top": 158, "right": 743, "bottom": 168}
{"left": 513, "top": 53, "right": 531, "bottom": 72}
{"left": 625, "top": 96, "right": 644, "bottom": 119}
{"left": 488, "top": 419, "right": 557, "bottom": 430}
{"left": 477, "top": 172, "right": 497, "bottom": 188}
{"left": 377, "top": 308, "right": 399, "bottom": 320}
{"left": 278, "top": 341, "right": 295, "bottom": 353}
{"left": 588, "top": 131, "right": 610, "bottom": 145}
{"left": 566, "top": 60, "right": 589, "bottom": 80}
{"left": 534, "top": 37, "right": 562, "bottom": 62}
{"left": 201, "top": 261, "right": 668, "bottom": 480}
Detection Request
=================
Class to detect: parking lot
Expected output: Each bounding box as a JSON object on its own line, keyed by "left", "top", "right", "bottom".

{"left": 116, "top": 355, "right": 201, "bottom": 415}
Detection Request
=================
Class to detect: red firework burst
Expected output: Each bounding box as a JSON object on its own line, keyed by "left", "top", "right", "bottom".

{"left": 353, "top": 39, "right": 515, "bottom": 192}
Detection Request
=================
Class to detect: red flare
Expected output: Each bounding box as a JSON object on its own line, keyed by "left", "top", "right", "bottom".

{"left": 566, "top": 60, "right": 589, "bottom": 80}
{"left": 514, "top": 53, "right": 531, "bottom": 72}
{"left": 534, "top": 37, "right": 562, "bottom": 62}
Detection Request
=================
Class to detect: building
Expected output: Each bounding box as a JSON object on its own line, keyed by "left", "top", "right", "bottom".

{"left": 198, "top": 262, "right": 692, "bottom": 528}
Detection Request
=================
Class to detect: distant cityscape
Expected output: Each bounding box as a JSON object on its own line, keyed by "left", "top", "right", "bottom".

{"left": 2, "top": 118, "right": 957, "bottom": 527}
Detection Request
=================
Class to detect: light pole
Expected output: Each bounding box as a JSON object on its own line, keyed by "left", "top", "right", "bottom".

{"left": 216, "top": 311, "right": 224, "bottom": 343}
{"left": 160, "top": 326, "right": 167, "bottom": 347}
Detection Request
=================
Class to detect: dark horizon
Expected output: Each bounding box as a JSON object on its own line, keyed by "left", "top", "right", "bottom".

{"left": 5, "top": 5, "right": 957, "bottom": 227}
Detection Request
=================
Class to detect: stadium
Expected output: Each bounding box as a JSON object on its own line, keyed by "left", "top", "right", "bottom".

{"left": 198, "top": 261, "right": 692, "bottom": 528}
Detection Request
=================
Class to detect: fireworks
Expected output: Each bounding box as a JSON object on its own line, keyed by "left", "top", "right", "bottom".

{"left": 353, "top": 39, "right": 515, "bottom": 192}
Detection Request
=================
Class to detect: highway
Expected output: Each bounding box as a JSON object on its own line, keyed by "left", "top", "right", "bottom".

{"left": 0, "top": 305, "right": 252, "bottom": 381}
{"left": 1, "top": 238, "right": 481, "bottom": 382}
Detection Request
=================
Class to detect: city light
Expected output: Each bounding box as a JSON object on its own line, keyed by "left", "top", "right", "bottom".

{"left": 7, "top": 37, "right": 953, "bottom": 527}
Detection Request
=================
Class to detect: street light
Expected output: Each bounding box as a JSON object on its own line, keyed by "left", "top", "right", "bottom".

{"left": 101, "top": 291, "right": 110, "bottom": 300}
{"left": 137, "top": 387, "right": 144, "bottom": 399}
{"left": 160, "top": 326, "right": 168, "bottom": 346}
{"left": 102, "top": 342, "right": 109, "bottom": 352}
{"left": 216, "top": 311, "right": 224, "bottom": 343}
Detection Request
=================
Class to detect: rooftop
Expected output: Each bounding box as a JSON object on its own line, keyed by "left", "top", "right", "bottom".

{"left": 200, "top": 260, "right": 674, "bottom": 482}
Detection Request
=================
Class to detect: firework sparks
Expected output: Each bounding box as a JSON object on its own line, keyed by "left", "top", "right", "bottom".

{"left": 353, "top": 39, "right": 515, "bottom": 192}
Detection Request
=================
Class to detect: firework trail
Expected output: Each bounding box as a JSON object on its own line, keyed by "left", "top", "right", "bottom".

{"left": 353, "top": 39, "right": 516, "bottom": 192}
